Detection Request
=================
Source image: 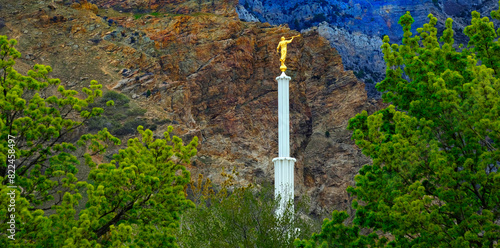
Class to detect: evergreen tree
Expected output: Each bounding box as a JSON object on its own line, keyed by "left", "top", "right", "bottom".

{"left": 0, "top": 35, "right": 198, "bottom": 247}
{"left": 296, "top": 4, "right": 500, "bottom": 248}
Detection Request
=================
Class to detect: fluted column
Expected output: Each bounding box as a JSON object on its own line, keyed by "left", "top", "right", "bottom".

{"left": 273, "top": 72, "right": 295, "bottom": 218}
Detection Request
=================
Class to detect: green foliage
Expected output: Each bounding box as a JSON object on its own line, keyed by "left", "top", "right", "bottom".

{"left": 99, "top": 90, "right": 130, "bottom": 106}
{"left": 87, "top": 115, "right": 121, "bottom": 132}
{"left": 0, "top": 35, "right": 198, "bottom": 247}
{"left": 87, "top": 91, "right": 131, "bottom": 131}
{"left": 133, "top": 12, "right": 162, "bottom": 20}
{"left": 126, "top": 107, "right": 147, "bottom": 117}
{"left": 86, "top": 90, "right": 153, "bottom": 136}
{"left": 177, "top": 171, "right": 319, "bottom": 248}
{"left": 111, "top": 118, "right": 156, "bottom": 135}
{"left": 0, "top": 35, "right": 113, "bottom": 210}
{"left": 325, "top": 130, "right": 330, "bottom": 138}
{"left": 113, "top": 113, "right": 127, "bottom": 120}
{"left": 294, "top": 211, "right": 387, "bottom": 248}
{"left": 81, "top": 126, "right": 198, "bottom": 247}
{"left": 133, "top": 13, "right": 145, "bottom": 19}
{"left": 296, "top": 5, "right": 500, "bottom": 248}
{"left": 154, "top": 118, "right": 172, "bottom": 125}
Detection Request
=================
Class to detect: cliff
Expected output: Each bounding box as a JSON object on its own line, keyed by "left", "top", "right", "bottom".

{"left": 0, "top": 0, "right": 380, "bottom": 216}
{"left": 238, "top": 0, "right": 499, "bottom": 98}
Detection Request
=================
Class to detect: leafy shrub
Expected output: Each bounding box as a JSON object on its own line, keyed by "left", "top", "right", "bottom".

{"left": 112, "top": 119, "right": 148, "bottom": 135}
{"left": 126, "top": 107, "right": 147, "bottom": 116}
{"left": 154, "top": 118, "right": 172, "bottom": 125}
{"left": 110, "top": 113, "right": 127, "bottom": 121}
{"left": 100, "top": 90, "right": 130, "bottom": 106}
{"left": 87, "top": 116, "right": 121, "bottom": 131}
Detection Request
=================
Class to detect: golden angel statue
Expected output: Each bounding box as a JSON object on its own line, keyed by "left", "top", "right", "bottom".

{"left": 277, "top": 35, "right": 300, "bottom": 72}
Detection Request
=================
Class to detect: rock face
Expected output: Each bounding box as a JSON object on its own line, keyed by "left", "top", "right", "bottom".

{"left": 239, "top": 0, "right": 499, "bottom": 98}
{"left": 305, "top": 23, "right": 385, "bottom": 98}
{"left": 83, "top": 0, "right": 239, "bottom": 17}
{"left": 1, "top": 0, "right": 379, "bottom": 216}
{"left": 236, "top": 4, "right": 260, "bottom": 22}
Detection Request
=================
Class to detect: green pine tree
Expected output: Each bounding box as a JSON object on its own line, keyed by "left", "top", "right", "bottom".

{"left": 296, "top": 3, "right": 500, "bottom": 248}
{"left": 0, "top": 35, "right": 198, "bottom": 247}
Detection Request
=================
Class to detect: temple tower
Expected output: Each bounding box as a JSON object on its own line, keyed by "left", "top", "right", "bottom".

{"left": 273, "top": 72, "right": 296, "bottom": 217}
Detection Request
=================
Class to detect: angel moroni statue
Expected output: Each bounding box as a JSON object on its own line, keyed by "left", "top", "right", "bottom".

{"left": 276, "top": 35, "right": 300, "bottom": 72}
{"left": 274, "top": 34, "right": 300, "bottom": 218}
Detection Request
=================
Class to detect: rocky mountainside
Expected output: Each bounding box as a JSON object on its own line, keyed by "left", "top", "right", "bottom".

{"left": 237, "top": 0, "right": 499, "bottom": 98}
{"left": 0, "top": 0, "right": 380, "bottom": 216}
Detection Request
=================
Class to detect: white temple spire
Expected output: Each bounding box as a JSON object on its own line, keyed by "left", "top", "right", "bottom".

{"left": 273, "top": 72, "right": 296, "bottom": 218}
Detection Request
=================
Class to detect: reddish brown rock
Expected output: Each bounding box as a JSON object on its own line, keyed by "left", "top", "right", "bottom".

{"left": 109, "top": 12, "right": 380, "bottom": 215}
{"left": 88, "top": 0, "right": 239, "bottom": 17}
{"left": 2, "top": 0, "right": 381, "bottom": 216}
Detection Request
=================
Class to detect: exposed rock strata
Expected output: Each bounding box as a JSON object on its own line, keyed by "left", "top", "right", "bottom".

{"left": 0, "top": 0, "right": 380, "bottom": 215}
{"left": 236, "top": 4, "right": 259, "bottom": 22}
{"left": 304, "top": 23, "right": 385, "bottom": 98}
{"left": 75, "top": 0, "right": 239, "bottom": 17}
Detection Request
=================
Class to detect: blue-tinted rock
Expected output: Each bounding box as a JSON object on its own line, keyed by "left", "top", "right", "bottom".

{"left": 239, "top": 0, "right": 498, "bottom": 98}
